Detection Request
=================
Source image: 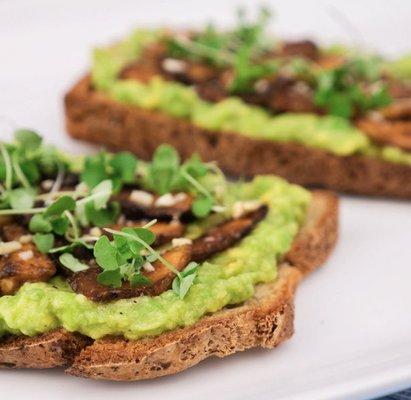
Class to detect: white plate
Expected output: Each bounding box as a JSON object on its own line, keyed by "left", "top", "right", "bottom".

{"left": 0, "top": 1, "right": 410, "bottom": 399}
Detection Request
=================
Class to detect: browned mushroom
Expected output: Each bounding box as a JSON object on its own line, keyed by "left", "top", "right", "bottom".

{"left": 68, "top": 245, "right": 192, "bottom": 302}
{"left": 191, "top": 206, "right": 268, "bottom": 262}
{"left": 0, "top": 224, "right": 56, "bottom": 295}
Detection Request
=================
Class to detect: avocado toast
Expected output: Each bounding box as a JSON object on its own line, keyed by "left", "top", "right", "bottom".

{"left": 0, "top": 130, "right": 337, "bottom": 380}
{"left": 65, "top": 8, "right": 411, "bottom": 199}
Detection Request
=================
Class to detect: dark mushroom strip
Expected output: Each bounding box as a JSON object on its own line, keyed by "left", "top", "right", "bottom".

{"left": 357, "top": 110, "right": 411, "bottom": 151}
{"left": 68, "top": 245, "right": 192, "bottom": 302}
{"left": 191, "top": 206, "right": 268, "bottom": 263}
{"left": 378, "top": 99, "right": 411, "bottom": 120}
{"left": 115, "top": 191, "right": 193, "bottom": 221}
{"left": 0, "top": 224, "right": 56, "bottom": 295}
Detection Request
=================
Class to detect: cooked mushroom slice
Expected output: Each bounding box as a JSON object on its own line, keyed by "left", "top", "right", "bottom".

{"left": 0, "top": 223, "right": 56, "bottom": 295}
{"left": 115, "top": 191, "right": 193, "bottom": 221}
{"left": 191, "top": 206, "right": 268, "bottom": 263}
{"left": 357, "top": 119, "right": 411, "bottom": 151}
{"left": 68, "top": 245, "right": 192, "bottom": 302}
{"left": 378, "top": 98, "right": 411, "bottom": 120}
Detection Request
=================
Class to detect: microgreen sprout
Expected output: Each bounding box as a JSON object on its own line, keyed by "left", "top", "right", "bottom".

{"left": 145, "top": 145, "right": 221, "bottom": 218}
{"left": 167, "top": 6, "right": 276, "bottom": 94}
{"left": 172, "top": 262, "right": 199, "bottom": 299}
{"left": 0, "top": 143, "right": 13, "bottom": 191}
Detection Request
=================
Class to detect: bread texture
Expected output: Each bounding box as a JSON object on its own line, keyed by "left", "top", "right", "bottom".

{"left": 64, "top": 76, "right": 411, "bottom": 199}
{"left": 0, "top": 191, "right": 338, "bottom": 380}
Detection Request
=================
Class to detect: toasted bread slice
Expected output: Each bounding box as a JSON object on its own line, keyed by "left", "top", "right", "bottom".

{"left": 64, "top": 76, "right": 411, "bottom": 199}
{"left": 0, "top": 191, "right": 338, "bottom": 380}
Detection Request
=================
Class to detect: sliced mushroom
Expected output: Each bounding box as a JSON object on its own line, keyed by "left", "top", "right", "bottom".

{"left": 357, "top": 109, "right": 411, "bottom": 151}
{"left": 191, "top": 206, "right": 268, "bottom": 262}
{"left": 0, "top": 224, "right": 57, "bottom": 295}
{"left": 68, "top": 245, "right": 192, "bottom": 302}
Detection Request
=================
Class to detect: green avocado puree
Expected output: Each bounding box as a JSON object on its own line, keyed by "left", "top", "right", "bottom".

{"left": 0, "top": 176, "right": 310, "bottom": 340}
{"left": 91, "top": 29, "right": 411, "bottom": 166}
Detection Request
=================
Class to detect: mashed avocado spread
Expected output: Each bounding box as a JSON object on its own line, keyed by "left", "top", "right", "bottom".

{"left": 0, "top": 176, "right": 310, "bottom": 340}
{"left": 91, "top": 29, "right": 411, "bottom": 166}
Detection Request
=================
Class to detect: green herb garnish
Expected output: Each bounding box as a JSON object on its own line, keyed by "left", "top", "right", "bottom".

{"left": 145, "top": 145, "right": 216, "bottom": 218}
{"left": 167, "top": 7, "right": 276, "bottom": 94}
{"left": 59, "top": 253, "right": 89, "bottom": 272}
{"left": 172, "top": 261, "right": 199, "bottom": 299}
{"left": 93, "top": 223, "right": 162, "bottom": 288}
{"left": 81, "top": 151, "right": 138, "bottom": 192}
{"left": 314, "top": 56, "right": 392, "bottom": 118}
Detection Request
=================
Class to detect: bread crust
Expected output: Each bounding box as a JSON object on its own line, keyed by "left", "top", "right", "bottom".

{"left": 0, "top": 329, "right": 91, "bottom": 369}
{"left": 0, "top": 190, "right": 338, "bottom": 379}
{"left": 64, "top": 76, "right": 411, "bottom": 199}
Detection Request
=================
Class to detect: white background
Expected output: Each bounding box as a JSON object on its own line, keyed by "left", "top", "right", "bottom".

{"left": 0, "top": 1, "right": 410, "bottom": 399}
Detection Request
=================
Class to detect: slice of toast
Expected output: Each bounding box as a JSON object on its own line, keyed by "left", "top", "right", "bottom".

{"left": 64, "top": 76, "right": 411, "bottom": 199}
{"left": 0, "top": 191, "right": 338, "bottom": 380}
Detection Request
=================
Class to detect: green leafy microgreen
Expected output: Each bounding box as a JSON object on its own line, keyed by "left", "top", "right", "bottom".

{"left": 50, "top": 216, "right": 69, "bottom": 235}
{"left": 94, "top": 235, "right": 119, "bottom": 270}
{"left": 146, "top": 145, "right": 180, "bottom": 195}
{"left": 97, "top": 269, "right": 123, "bottom": 288}
{"left": 92, "top": 222, "right": 181, "bottom": 288}
{"left": 0, "top": 143, "right": 13, "bottom": 191}
{"left": 192, "top": 195, "right": 214, "bottom": 218}
{"left": 75, "top": 179, "right": 118, "bottom": 227}
{"left": 109, "top": 152, "right": 138, "bottom": 183}
{"left": 172, "top": 262, "right": 199, "bottom": 299}
{"left": 314, "top": 57, "right": 392, "bottom": 118}
{"left": 33, "top": 233, "right": 55, "bottom": 254}
{"left": 11, "top": 153, "right": 31, "bottom": 188}
{"left": 14, "top": 129, "right": 42, "bottom": 152}
{"left": 29, "top": 214, "right": 53, "bottom": 233}
{"left": 166, "top": 7, "right": 276, "bottom": 94}
{"left": 81, "top": 151, "right": 138, "bottom": 191}
{"left": 85, "top": 201, "right": 120, "bottom": 228}
{"left": 81, "top": 153, "right": 107, "bottom": 188}
{"left": 8, "top": 188, "right": 36, "bottom": 210}
{"left": 59, "top": 253, "right": 89, "bottom": 272}
{"left": 130, "top": 273, "right": 151, "bottom": 287}
{"left": 44, "top": 195, "right": 75, "bottom": 217}
{"left": 145, "top": 145, "right": 217, "bottom": 218}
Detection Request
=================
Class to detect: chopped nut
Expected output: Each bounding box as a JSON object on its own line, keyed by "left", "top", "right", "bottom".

{"left": 0, "top": 241, "right": 22, "bottom": 255}
{"left": 162, "top": 58, "right": 187, "bottom": 74}
{"left": 41, "top": 179, "right": 54, "bottom": 191}
{"left": 172, "top": 237, "right": 193, "bottom": 247}
{"left": 212, "top": 205, "right": 226, "bottom": 213}
{"left": 155, "top": 193, "right": 176, "bottom": 207}
{"left": 129, "top": 190, "right": 154, "bottom": 208}
{"left": 232, "top": 201, "right": 262, "bottom": 219}
{"left": 18, "top": 234, "right": 33, "bottom": 244}
{"left": 142, "top": 261, "right": 155, "bottom": 272}
{"left": 173, "top": 192, "right": 188, "bottom": 202}
{"left": 89, "top": 227, "right": 102, "bottom": 237}
{"left": 18, "top": 250, "right": 34, "bottom": 261}
{"left": 254, "top": 79, "right": 270, "bottom": 93}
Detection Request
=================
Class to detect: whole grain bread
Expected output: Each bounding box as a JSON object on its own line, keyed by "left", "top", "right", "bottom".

{"left": 0, "top": 191, "right": 338, "bottom": 380}
{"left": 65, "top": 76, "right": 411, "bottom": 199}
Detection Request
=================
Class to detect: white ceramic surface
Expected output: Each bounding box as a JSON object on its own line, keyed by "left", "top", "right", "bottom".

{"left": 0, "top": 1, "right": 410, "bottom": 399}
